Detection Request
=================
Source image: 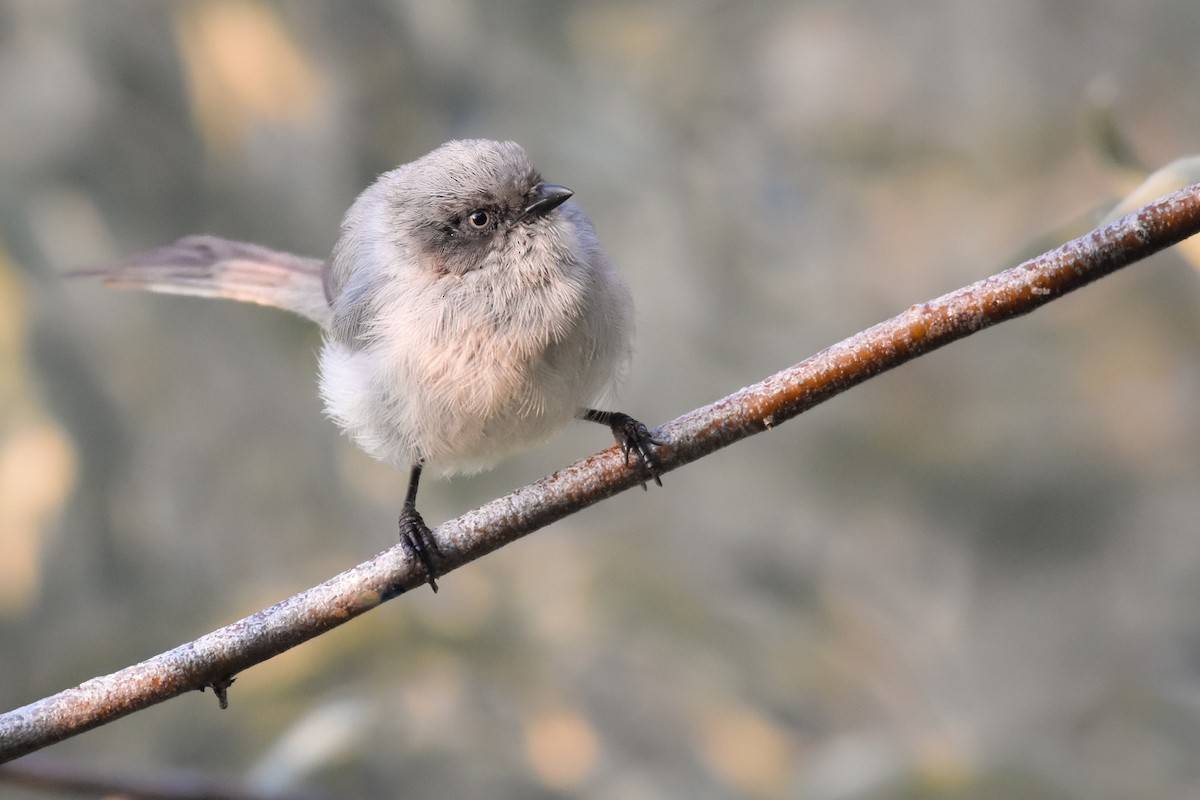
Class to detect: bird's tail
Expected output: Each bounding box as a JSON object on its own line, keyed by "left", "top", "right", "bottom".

{"left": 71, "top": 235, "right": 332, "bottom": 329}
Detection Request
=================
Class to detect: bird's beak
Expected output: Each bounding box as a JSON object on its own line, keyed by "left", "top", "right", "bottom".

{"left": 523, "top": 183, "right": 573, "bottom": 219}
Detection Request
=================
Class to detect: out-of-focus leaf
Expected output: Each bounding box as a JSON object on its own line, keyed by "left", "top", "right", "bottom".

{"left": 1105, "top": 156, "right": 1200, "bottom": 270}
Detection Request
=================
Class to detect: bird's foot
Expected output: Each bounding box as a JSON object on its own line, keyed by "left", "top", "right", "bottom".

{"left": 399, "top": 505, "right": 442, "bottom": 592}
{"left": 605, "top": 412, "right": 664, "bottom": 489}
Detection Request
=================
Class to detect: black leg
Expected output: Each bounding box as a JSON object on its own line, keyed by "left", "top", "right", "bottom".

{"left": 399, "top": 463, "right": 442, "bottom": 592}
{"left": 581, "top": 408, "right": 664, "bottom": 488}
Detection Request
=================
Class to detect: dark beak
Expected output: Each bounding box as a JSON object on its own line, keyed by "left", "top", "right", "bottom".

{"left": 523, "top": 183, "right": 573, "bottom": 219}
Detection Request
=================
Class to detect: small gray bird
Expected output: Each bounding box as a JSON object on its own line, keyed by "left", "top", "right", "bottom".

{"left": 83, "top": 139, "right": 661, "bottom": 591}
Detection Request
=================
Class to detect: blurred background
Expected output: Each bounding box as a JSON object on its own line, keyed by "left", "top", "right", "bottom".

{"left": 2, "top": 1, "right": 1200, "bottom": 798}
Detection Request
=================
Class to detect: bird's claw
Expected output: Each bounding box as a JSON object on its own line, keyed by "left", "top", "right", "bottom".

{"left": 609, "top": 413, "right": 664, "bottom": 489}
{"left": 399, "top": 505, "right": 442, "bottom": 592}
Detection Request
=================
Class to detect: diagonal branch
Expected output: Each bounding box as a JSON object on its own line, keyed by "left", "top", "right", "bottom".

{"left": 3, "top": 183, "right": 1199, "bottom": 762}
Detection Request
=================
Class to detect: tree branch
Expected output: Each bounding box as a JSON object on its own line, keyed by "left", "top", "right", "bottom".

{"left": 3, "top": 183, "right": 1199, "bottom": 762}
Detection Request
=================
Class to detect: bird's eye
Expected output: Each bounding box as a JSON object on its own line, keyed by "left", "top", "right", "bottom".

{"left": 467, "top": 209, "right": 490, "bottom": 229}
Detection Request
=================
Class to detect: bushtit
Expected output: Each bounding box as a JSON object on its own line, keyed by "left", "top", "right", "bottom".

{"left": 82, "top": 139, "right": 661, "bottom": 591}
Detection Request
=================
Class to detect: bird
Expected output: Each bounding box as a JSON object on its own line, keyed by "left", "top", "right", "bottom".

{"left": 78, "top": 139, "right": 662, "bottom": 591}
